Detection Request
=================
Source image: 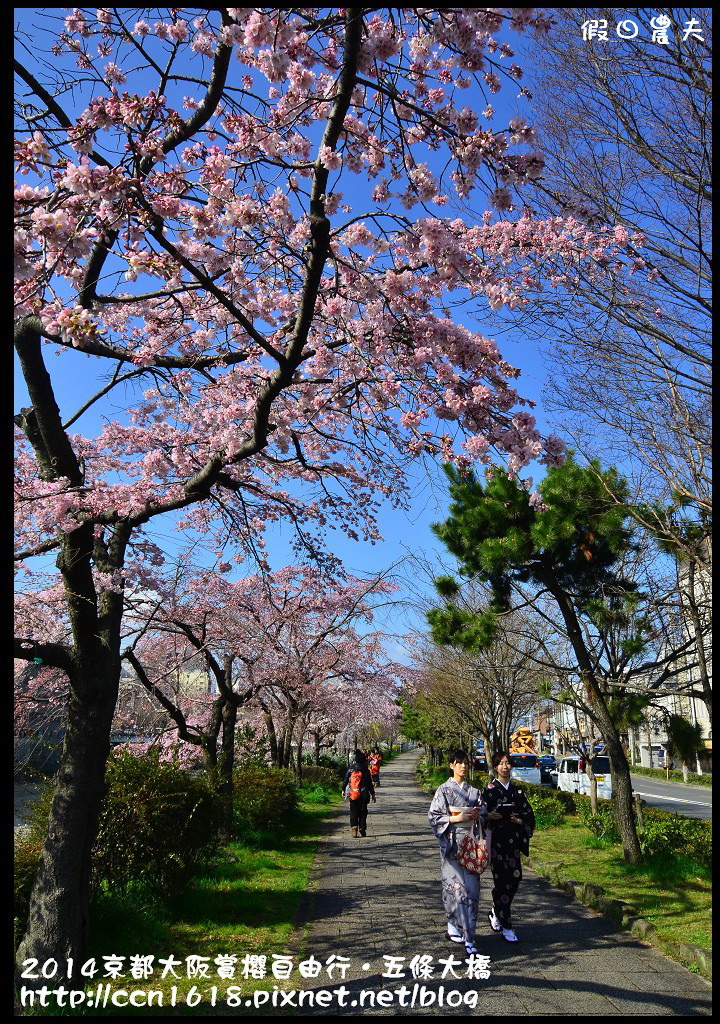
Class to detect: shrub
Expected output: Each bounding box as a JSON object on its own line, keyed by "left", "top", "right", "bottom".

{"left": 299, "top": 783, "right": 336, "bottom": 804}
{"left": 416, "top": 757, "right": 448, "bottom": 791}
{"left": 15, "top": 752, "right": 222, "bottom": 917}
{"left": 578, "top": 801, "right": 619, "bottom": 842}
{"left": 92, "top": 749, "right": 222, "bottom": 894}
{"left": 299, "top": 765, "right": 342, "bottom": 789}
{"left": 521, "top": 780, "right": 579, "bottom": 814}
{"left": 638, "top": 813, "right": 712, "bottom": 868}
{"left": 528, "top": 791, "right": 568, "bottom": 829}
{"left": 233, "top": 763, "right": 297, "bottom": 840}
{"left": 313, "top": 752, "right": 349, "bottom": 777}
{"left": 629, "top": 764, "right": 711, "bottom": 787}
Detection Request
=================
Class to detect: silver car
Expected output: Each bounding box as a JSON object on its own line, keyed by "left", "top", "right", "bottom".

{"left": 509, "top": 753, "right": 542, "bottom": 786}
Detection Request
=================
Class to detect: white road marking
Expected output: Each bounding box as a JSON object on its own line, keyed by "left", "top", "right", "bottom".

{"left": 632, "top": 790, "right": 711, "bottom": 807}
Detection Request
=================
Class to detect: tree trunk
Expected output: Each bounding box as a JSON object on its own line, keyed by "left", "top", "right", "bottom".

{"left": 279, "top": 725, "right": 291, "bottom": 769}
{"left": 262, "top": 708, "right": 279, "bottom": 766}
{"left": 607, "top": 735, "right": 641, "bottom": 861}
{"left": 218, "top": 701, "right": 237, "bottom": 835}
{"left": 12, "top": 394, "right": 130, "bottom": 980}
{"left": 685, "top": 559, "right": 712, "bottom": 720}
{"left": 585, "top": 736, "right": 601, "bottom": 814}
{"left": 280, "top": 710, "right": 298, "bottom": 770}
{"left": 201, "top": 693, "right": 224, "bottom": 775}
{"left": 550, "top": 584, "right": 642, "bottom": 862}
{"left": 293, "top": 716, "right": 304, "bottom": 782}
{"left": 16, "top": 668, "right": 119, "bottom": 987}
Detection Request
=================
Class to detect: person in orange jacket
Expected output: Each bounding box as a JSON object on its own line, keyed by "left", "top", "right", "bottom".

{"left": 343, "top": 750, "right": 376, "bottom": 837}
{"left": 368, "top": 748, "right": 383, "bottom": 788}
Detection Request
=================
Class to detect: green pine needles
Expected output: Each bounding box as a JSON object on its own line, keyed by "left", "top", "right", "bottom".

{"left": 428, "top": 455, "right": 641, "bottom": 649}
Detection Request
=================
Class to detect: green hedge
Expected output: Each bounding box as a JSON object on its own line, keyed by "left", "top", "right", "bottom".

{"left": 519, "top": 780, "right": 581, "bottom": 814}
{"left": 630, "top": 764, "right": 712, "bottom": 787}
{"left": 528, "top": 789, "right": 569, "bottom": 829}
{"left": 520, "top": 781, "right": 711, "bottom": 866}
{"left": 638, "top": 808, "right": 711, "bottom": 868}
{"left": 577, "top": 801, "right": 619, "bottom": 841}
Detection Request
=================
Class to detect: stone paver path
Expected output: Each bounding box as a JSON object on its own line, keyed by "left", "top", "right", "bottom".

{"left": 291, "top": 750, "right": 711, "bottom": 1016}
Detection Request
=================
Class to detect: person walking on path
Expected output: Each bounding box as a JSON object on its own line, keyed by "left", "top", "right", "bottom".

{"left": 343, "top": 749, "right": 376, "bottom": 838}
{"left": 368, "top": 749, "right": 382, "bottom": 788}
{"left": 482, "top": 749, "right": 535, "bottom": 944}
{"left": 428, "top": 748, "right": 485, "bottom": 957}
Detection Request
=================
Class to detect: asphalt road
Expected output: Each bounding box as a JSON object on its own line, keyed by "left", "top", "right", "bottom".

{"left": 629, "top": 774, "right": 712, "bottom": 821}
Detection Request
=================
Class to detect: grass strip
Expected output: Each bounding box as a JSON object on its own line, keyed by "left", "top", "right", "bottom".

{"left": 529, "top": 822, "right": 711, "bottom": 952}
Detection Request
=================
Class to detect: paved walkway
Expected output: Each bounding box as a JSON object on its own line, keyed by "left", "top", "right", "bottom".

{"left": 291, "top": 750, "right": 711, "bottom": 1016}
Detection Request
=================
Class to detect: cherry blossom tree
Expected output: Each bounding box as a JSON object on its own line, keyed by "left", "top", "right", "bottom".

{"left": 14, "top": 7, "right": 642, "bottom": 976}
{"left": 121, "top": 562, "right": 399, "bottom": 823}
{"left": 257, "top": 639, "right": 401, "bottom": 776}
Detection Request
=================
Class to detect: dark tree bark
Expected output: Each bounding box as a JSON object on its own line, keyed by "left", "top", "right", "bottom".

{"left": 218, "top": 697, "right": 237, "bottom": 834}
{"left": 16, "top": 666, "right": 118, "bottom": 986}
{"left": 549, "top": 582, "right": 642, "bottom": 862}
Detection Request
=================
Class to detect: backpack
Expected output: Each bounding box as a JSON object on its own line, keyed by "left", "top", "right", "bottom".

{"left": 348, "top": 769, "right": 363, "bottom": 800}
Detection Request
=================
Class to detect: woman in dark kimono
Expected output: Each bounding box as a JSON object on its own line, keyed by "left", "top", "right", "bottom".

{"left": 482, "top": 749, "right": 535, "bottom": 943}
{"left": 428, "top": 749, "right": 486, "bottom": 955}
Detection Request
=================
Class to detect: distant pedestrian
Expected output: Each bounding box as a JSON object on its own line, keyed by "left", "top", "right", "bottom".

{"left": 428, "top": 748, "right": 485, "bottom": 956}
{"left": 368, "top": 748, "right": 383, "bottom": 788}
{"left": 343, "top": 750, "right": 376, "bottom": 838}
{"left": 482, "top": 749, "right": 535, "bottom": 943}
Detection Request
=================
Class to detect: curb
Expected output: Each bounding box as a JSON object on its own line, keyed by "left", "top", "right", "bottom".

{"left": 523, "top": 855, "right": 712, "bottom": 983}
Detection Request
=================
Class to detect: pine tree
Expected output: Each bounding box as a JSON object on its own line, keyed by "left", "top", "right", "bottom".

{"left": 428, "top": 455, "right": 646, "bottom": 862}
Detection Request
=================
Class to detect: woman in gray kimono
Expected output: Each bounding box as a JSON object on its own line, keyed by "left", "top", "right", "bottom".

{"left": 428, "top": 748, "right": 485, "bottom": 956}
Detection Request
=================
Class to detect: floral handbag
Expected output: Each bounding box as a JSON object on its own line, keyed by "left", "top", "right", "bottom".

{"left": 456, "top": 824, "right": 491, "bottom": 874}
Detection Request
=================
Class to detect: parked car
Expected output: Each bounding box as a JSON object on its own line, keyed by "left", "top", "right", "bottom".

{"left": 472, "top": 753, "right": 488, "bottom": 772}
{"left": 539, "top": 755, "right": 556, "bottom": 785}
{"left": 555, "top": 755, "right": 613, "bottom": 799}
{"left": 509, "top": 753, "right": 541, "bottom": 786}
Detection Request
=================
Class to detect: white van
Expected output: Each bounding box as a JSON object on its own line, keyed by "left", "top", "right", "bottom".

{"left": 555, "top": 755, "right": 613, "bottom": 800}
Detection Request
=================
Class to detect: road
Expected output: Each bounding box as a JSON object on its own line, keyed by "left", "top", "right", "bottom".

{"left": 629, "top": 774, "right": 712, "bottom": 821}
